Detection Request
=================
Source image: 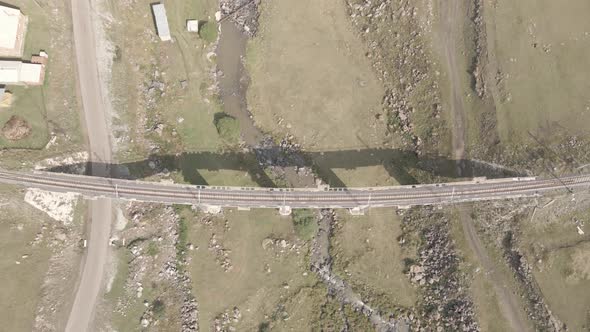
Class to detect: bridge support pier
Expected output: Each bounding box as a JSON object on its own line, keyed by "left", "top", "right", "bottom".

{"left": 349, "top": 207, "right": 366, "bottom": 215}
{"left": 279, "top": 206, "right": 292, "bottom": 216}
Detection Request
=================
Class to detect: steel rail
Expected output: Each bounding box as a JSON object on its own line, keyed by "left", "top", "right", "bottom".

{"left": 0, "top": 171, "right": 582, "bottom": 201}
{"left": 0, "top": 169, "right": 589, "bottom": 208}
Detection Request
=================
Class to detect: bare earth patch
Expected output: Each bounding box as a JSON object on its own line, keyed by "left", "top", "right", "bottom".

{"left": 24, "top": 189, "right": 79, "bottom": 225}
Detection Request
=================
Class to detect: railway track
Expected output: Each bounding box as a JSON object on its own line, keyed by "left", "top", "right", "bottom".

{"left": 1, "top": 169, "right": 589, "bottom": 209}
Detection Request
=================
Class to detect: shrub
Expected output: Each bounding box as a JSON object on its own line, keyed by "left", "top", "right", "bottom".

{"left": 214, "top": 112, "right": 240, "bottom": 144}
{"left": 292, "top": 209, "right": 318, "bottom": 240}
{"left": 199, "top": 21, "right": 218, "bottom": 43}
{"left": 152, "top": 299, "right": 165, "bottom": 317}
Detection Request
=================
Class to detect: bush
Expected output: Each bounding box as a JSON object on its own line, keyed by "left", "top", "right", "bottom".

{"left": 199, "top": 21, "right": 218, "bottom": 43}
{"left": 214, "top": 112, "right": 240, "bottom": 144}
{"left": 258, "top": 322, "right": 270, "bottom": 332}
{"left": 152, "top": 299, "right": 165, "bottom": 317}
{"left": 292, "top": 209, "right": 318, "bottom": 240}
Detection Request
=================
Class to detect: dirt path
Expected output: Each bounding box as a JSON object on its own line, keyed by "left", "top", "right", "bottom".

{"left": 459, "top": 209, "right": 532, "bottom": 332}
{"left": 438, "top": 0, "right": 466, "bottom": 166}
{"left": 66, "top": 0, "right": 114, "bottom": 330}
{"left": 437, "top": 1, "right": 531, "bottom": 331}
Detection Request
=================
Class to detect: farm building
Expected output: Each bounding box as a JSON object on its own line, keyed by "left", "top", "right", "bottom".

{"left": 0, "top": 53, "right": 47, "bottom": 85}
{"left": 0, "top": 4, "right": 28, "bottom": 57}
{"left": 151, "top": 3, "right": 171, "bottom": 41}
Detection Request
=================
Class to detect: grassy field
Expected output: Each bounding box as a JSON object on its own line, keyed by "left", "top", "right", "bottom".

{"left": 518, "top": 195, "right": 590, "bottom": 331}
{"left": 107, "top": 0, "right": 266, "bottom": 188}
{"left": 0, "top": 185, "right": 53, "bottom": 332}
{"left": 246, "top": 0, "right": 387, "bottom": 151}
{"left": 331, "top": 208, "right": 417, "bottom": 310}
{"left": 491, "top": 0, "right": 590, "bottom": 143}
{"left": 108, "top": 0, "right": 222, "bottom": 161}
{"left": 187, "top": 208, "right": 314, "bottom": 331}
{"left": 0, "top": 0, "right": 83, "bottom": 152}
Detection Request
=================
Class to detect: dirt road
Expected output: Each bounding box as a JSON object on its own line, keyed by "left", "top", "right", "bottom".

{"left": 437, "top": 1, "right": 531, "bottom": 331}
{"left": 438, "top": 0, "right": 466, "bottom": 165}
{"left": 66, "top": 0, "right": 114, "bottom": 331}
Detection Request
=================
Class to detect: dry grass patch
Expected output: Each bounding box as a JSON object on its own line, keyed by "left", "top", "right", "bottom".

{"left": 489, "top": 0, "right": 590, "bottom": 142}
{"left": 331, "top": 208, "right": 417, "bottom": 310}
{"left": 188, "top": 209, "right": 313, "bottom": 331}
{"left": 247, "top": 0, "right": 387, "bottom": 150}
{"left": 0, "top": 185, "right": 56, "bottom": 331}
{"left": 518, "top": 196, "right": 590, "bottom": 331}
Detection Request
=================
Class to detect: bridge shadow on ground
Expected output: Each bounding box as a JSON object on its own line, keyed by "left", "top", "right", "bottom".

{"left": 47, "top": 148, "right": 525, "bottom": 187}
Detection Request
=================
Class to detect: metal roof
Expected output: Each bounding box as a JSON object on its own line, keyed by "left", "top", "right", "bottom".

{"left": 151, "top": 3, "right": 171, "bottom": 41}
{"left": 0, "top": 60, "right": 42, "bottom": 84}
{"left": 0, "top": 5, "right": 21, "bottom": 49}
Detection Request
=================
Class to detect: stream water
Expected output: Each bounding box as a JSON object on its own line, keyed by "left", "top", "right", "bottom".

{"left": 216, "top": 20, "right": 263, "bottom": 146}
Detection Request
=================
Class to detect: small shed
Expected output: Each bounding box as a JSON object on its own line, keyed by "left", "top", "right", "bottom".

{"left": 151, "top": 3, "right": 171, "bottom": 41}
{"left": 186, "top": 20, "right": 199, "bottom": 32}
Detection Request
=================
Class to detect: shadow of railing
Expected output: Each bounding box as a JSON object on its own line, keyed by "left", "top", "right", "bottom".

{"left": 46, "top": 148, "right": 525, "bottom": 187}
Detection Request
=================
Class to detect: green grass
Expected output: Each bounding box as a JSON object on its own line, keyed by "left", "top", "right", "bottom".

{"left": 0, "top": 1, "right": 83, "bottom": 152}
{"left": 246, "top": 0, "right": 388, "bottom": 150}
{"left": 110, "top": 0, "right": 225, "bottom": 161}
{"left": 147, "top": 241, "right": 159, "bottom": 257}
{"left": 199, "top": 21, "right": 219, "bottom": 43}
{"left": 291, "top": 209, "right": 317, "bottom": 241}
{"left": 188, "top": 208, "right": 311, "bottom": 329}
{"left": 330, "top": 209, "right": 417, "bottom": 309}
{"left": 175, "top": 206, "right": 189, "bottom": 270}
{"left": 0, "top": 186, "right": 53, "bottom": 332}
{"left": 0, "top": 87, "right": 49, "bottom": 149}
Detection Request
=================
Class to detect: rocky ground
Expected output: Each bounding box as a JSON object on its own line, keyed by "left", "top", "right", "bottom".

{"left": 2, "top": 115, "right": 32, "bottom": 141}
{"left": 345, "top": 0, "right": 448, "bottom": 154}
{"left": 400, "top": 207, "right": 479, "bottom": 331}
{"left": 106, "top": 203, "right": 199, "bottom": 331}
{"left": 219, "top": 0, "right": 260, "bottom": 36}
{"left": 472, "top": 200, "right": 568, "bottom": 331}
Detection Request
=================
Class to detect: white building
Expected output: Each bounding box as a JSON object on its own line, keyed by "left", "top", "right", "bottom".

{"left": 0, "top": 61, "right": 44, "bottom": 85}
{"left": 0, "top": 4, "right": 27, "bottom": 57}
{"left": 151, "top": 3, "right": 171, "bottom": 41}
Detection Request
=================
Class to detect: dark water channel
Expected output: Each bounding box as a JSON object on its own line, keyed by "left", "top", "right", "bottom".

{"left": 216, "top": 20, "right": 263, "bottom": 145}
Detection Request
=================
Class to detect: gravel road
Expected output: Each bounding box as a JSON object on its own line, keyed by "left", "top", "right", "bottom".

{"left": 65, "top": 0, "right": 114, "bottom": 331}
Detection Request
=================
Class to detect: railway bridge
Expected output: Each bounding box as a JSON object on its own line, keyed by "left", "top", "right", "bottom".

{"left": 1, "top": 168, "right": 588, "bottom": 215}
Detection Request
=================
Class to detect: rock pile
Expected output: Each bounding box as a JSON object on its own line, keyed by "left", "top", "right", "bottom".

{"left": 208, "top": 233, "right": 233, "bottom": 272}
{"left": 213, "top": 306, "right": 242, "bottom": 332}
{"left": 401, "top": 208, "right": 479, "bottom": 331}
{"left": 219, "top": 0, "right": 259, "bottom": 36}
{"left": 345, "top": 0, "right": 445, "bottom": 153}
{"left": 2, "top": 115, "right": 31, "bottom": 140}
{"left": 261, "top": 237, "right": 302, "bottom": 256}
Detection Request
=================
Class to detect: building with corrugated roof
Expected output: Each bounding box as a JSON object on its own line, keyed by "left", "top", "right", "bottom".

{"left": 0, "top": 4, "right": 28, "bottom": 57}
{"left": 151, "top": 3, "right": 171, "bottom": 41}
{"left": 0, "top": 53, "right": 47, "bottom": 85}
